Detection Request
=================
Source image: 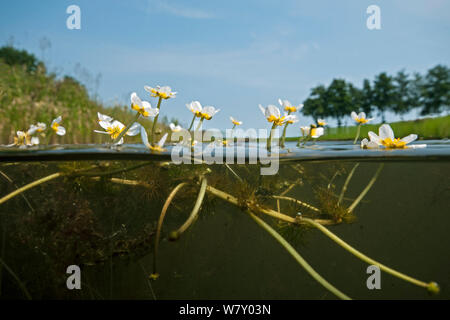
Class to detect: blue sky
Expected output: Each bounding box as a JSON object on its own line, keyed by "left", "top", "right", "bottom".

{"left": 1, "top": 0, "right": 449, "bottom": 135}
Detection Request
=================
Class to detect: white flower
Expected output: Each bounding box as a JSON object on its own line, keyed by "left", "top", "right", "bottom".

{"left": 28, "top": 122, "right": 47, "bottom": 135}
{"left": 169, "top": 123, "right": 182, "bottom": 132}
{"left": 286, "top": 114, "right": 299, "bottom": 124}
{"left": 368, "top": 124, "right": 420, "bottom": 149}
{"left": 310, "top": 125, "right": 324, "bottom": 138}
{"left": 317, "top": 119, "right": 327, "bottom": 127}
{"left": 141, "top": 126, "right": 168, "bottom": 152}
{"left": 95, "top": 120, "right": 140, "bottom": 145}
{"left": 361, "top": 138, "right": 379, "bottom": 149}
{"left": 186, "top": 101, "right": 203, "bottom": 117}
{"left": 278, "top": 99, "right": 303, "bottom": 113}
{"left": 259, "top": 104, "right": 291, "bottom": 126}
{"left": 131, "top": 92, "right": 159, "bottom": 117}
{"left": 351, "top": 111, "right": 373, "bottom": 124}
{"left": 200, "top": 106, "right": 220, "bottom": 120}
{"left": 230, "top": 116, "right": 242, "bottom": 126}
{"left": 51, "top": 116, "right": 66, "bottom": 136}
{"left": 144, "top": 85, "right": 176, "bottom": 99}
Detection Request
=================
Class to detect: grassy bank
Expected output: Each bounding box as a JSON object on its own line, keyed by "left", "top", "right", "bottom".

{"left": 0, "top": 59, "right": 171, "bottom": 145}
{"left": 288, "top": 116, "right": 450, "bottom": 141}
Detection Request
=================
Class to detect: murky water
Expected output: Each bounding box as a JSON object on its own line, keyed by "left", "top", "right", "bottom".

{"left": 0, "top": 141, "right": 449, "bottom": 299}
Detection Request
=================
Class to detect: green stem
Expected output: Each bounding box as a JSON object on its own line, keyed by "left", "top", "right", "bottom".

{"left": 0, "top": 256, "right": 32, "bottom": 299}
{"left": 338, "top": 163, "right": 360, "bottom": 206}
{"left": 353, "top": 124, "right": 361, "bottom": 145}
{"left": 112, "top": 112, "right": 141, "bottom": 144}
{"left": 280, "top": 110, "right": 291, "bottom": 148}
{"left": 0, "top": 172, "right": 62, "bottom": 206}
{"left": 150, "top": 97, "right": 163, "bottom": 144}
{"left": 247, "top": 211, "right": 351, "bottom": 300}
{"left": 267, "top": 123, "right": 277, "bottom": 152}
{"left": 188, "top": 115, "right": 196, "bottom": 131}
{"left": 153, "top": 182, "right": 189, "bottom": 278}
{"left": 348, "top": 163, "right": 383, "bottom": 213}
{"left": 300, "top": 217, "right": 438, "bottom": 293}
{"left": 170, "top": 178, "right": 207, "bottom": 240}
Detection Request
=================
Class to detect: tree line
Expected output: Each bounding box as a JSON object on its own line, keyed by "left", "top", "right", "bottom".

{"left": 302, "top": 65, "right": 450, "bottom": 126}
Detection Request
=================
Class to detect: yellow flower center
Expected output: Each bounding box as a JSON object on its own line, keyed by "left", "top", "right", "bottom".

{"left": 149, "top": 144, "right": 165, "bottom": 152}
{"left": 106, "top": 126, "right": 124, "bottom": 140}
{"left": 317, "top": 121, "right": 326, "bottom": 126}
{"left": 381, "top": 137, "right": 406, "bottom": 148}
{"left": 232, "top": 120, "right": 240, "bottom": 126}
{"left": 284, "top": 106, "right": 297, "bottom": 113}
{"left": 52, "top": 122, "right": 59, "bottom": 131}
{"left": 356, "top": 118, "right": 368, "bottom": 124}
{"left": 132, "top": 104, "right": 149, "bottom": 117}
{"left": 201, "top": 113, "right": 212, "bottom": 120}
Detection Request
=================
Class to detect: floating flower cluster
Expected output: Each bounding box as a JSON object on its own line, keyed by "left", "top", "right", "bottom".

{"left": 6, "top": 116, "right": 66, "bottom": 148}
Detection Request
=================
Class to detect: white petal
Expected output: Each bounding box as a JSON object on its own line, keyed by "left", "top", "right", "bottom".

{"left": 368, "top": 131, "right": 381, "bottom": 144}
{"left": 56, "top": 126, "right": 66, "bottom": 136}
{"left": 140, "top": 126, "right": 150, "bottom": 148}
{"left": 127, "top": 122, "right": 141, "bottom": 136}
{"left": 361, "top": 138, "right": 369, "bottom": 148}
{"left": 158, "top": 133, "right": 168, "bottom": 147}
{"left": 379, "top": 124, "right": 394, "bottom": 140}
{"left": 144, "top": 85, "right": 153, "bottom": 93}
{"left": 94, "top": 130, "right": 109, "bottom": 135}
{"left": 367, "top": 141, "right": 379, "bottom": 149}
{"left": 359, "top": 112, "right": 366, "bottom": 120}
{"left": 98, "top": 112, "right": 113, "bottom": 122}
{"left": 258, "top": 104, "right": 266, "bottom": 116}
{"left": 131, "top": 92, "right": 141, "bottom": 107}
{"left": 99, "top": 120, "right": 112, "bottom": 130}
{"left": 53, "top": 116, "right": 62, "bottom": 124}
{"left": 31, "top": 137, "right": 40, "bottom": 145}
{"left": 400, "top": 134, "right": 417, "bottom": 144}
{"left": 111, "top": 120, "right": 125, "bottom": 130}
{"left": 27, "top": 125, "right": 37, "bottom": 135}
{"left": 351, "top": 111, "right": 358, "bottom": 121}
{"left": 266, "top": 105, "right": 280, "bottom": 118}
{"left": 141, "top": 100, "right": 152, "bottom": 109}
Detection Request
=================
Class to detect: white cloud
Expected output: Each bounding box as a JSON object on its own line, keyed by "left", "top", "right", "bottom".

{"left": 148, "top": 0, "right": 215, "bottom": 19}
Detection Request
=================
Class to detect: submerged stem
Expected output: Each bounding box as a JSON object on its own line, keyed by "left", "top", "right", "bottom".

{"left": 348, "top": 163, "right": 383, "bottom": 213}
{"left": 152, "top": 182, "right": 188, "bottom": 278}
{"left": 0, "top": 257, "right": 32, "bottom": 300}
{"left": 300, "top": 217, "right": 438, "bottom": 293}
{"left": 170, "top": 178, "right": 207, "bottom": 240}
{"left": 247, "top": 211, "right": 351, "bottom": 300}
{"left": 0, "top": 172, "right": 62, "bottom": 206}
{"left": 338, "top": 163, "right": 360, "bottom": 206}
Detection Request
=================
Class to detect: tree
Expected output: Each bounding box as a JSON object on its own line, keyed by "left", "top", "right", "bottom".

{"left": 360, "top": 79, "right": 374, "bottom": 116}
{"left": 326, "top": 79, "right": 352, "bottom": 127}
{"left": 391, "top": 70, "right": 413, "bottom": 119}
{"left": 302, "top": 85, "right": 329, "bottom": 122}
{"left": 372, "top": 72, "right": 396, "bottom": 122}
{"left": 419, "top": 65, "right": 450, "bottom": 115}
{"left": 0, "top": 46, "right": 42, "bottom": 72}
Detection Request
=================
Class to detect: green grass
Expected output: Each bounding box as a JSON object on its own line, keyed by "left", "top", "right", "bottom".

{"left": 0, "top": 60, "right": 171, "bottom": 145}
{"left": 287, "top": 116, "right": 450, "bottom": 141}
